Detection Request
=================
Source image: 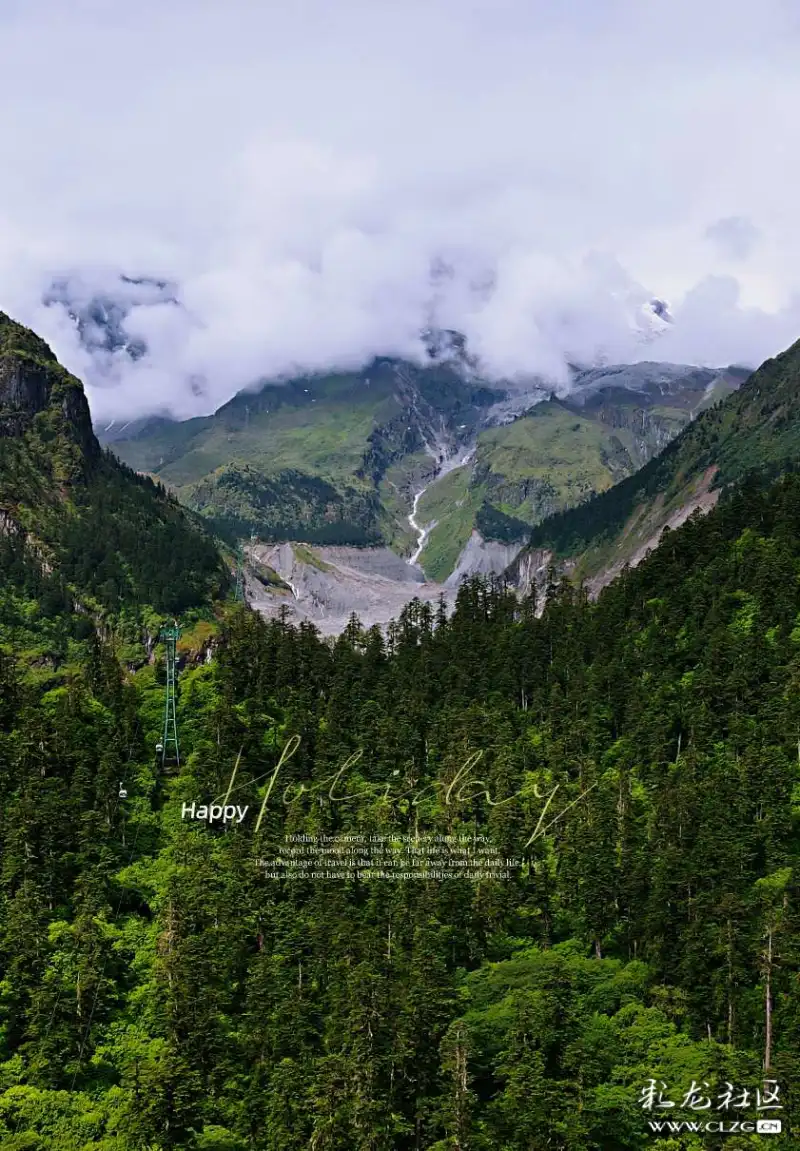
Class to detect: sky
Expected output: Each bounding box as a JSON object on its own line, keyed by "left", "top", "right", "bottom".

{"left": 1, "top": 0, "right": 800, "bottom": 420}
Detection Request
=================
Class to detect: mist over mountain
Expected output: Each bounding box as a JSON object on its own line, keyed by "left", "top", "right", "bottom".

{"left": 6, "top": 301, "right": 800, "bottom": 1147}
{"left": 3, "top": 2, "right": 800, "bottom": 424}
{"left": 28, "top": 261, "right": 787, "bottom": 424}
{"left": 42, "top": 274, "right": 180, "bottom": 364}
{"left": 6, "top": 6, "right": 800, "bottom": 1148}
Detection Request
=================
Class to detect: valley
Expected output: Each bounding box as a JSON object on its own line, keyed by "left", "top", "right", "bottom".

{"left": 5, "top": 8, "right": 800, "bottom": 1146}
{"left": 99, "top": 346, "right": 749, "bottom": 628}
{"left": 3, "top": 305, "right": 800, "bottom": 1147}
{"left": 406, "top": 440, "right": 476, "bottom": 566}
{"left": 246, "top": 541, "right": 456, "bottom": 635}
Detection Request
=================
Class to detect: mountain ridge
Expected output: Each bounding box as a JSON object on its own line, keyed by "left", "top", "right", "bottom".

{"left": 3, "top": 318, "right": 800, "bottom": 1144}
{"left": 100, "top": 347, "right": 746, "bottom": 579}
{"left": 507, "top": 334, "right": 800, "bottom": 600}
{"left": 0, "top": 310, "right": 98, "bottom": 471}
{"left": 0, "top": 310, "right": 228, "bottom": 618}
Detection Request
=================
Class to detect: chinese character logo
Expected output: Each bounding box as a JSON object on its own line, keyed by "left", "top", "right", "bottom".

{"left": 639, "top": 1079, "right": 782, "bottom": 1114}
{"left": 681, "top": 1081, "right": 712, "bottom": 1110}
{"left": 639, "top": 1080, "right": 674, "bottom": 1110}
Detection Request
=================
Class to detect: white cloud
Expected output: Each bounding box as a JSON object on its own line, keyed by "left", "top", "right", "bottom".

{"left": 1, "top": 0, "right": 800, "bottom": 420}
{"left": 705, "top": 218, "right": 762, "bottom": 263}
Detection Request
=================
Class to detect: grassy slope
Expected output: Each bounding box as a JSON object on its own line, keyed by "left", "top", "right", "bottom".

{"left": 106, "top": 356, "right": 745, "bottom": 579}
{"left": 414, "top": 396, "right": 692, "bottom": 576}
{"left": 416, "top": 466, "right": 478, "bottom": 580}
{"left": 120, "top": 377, "right": 398, "bottom": 490}
{"left": 109, "top": 372, "right": 408, "bottom": 546}
{"left": 164, "top": 396, "right": 388, "bottom": 488}
{"left": 109, "top": 369, "right": 453, "bottom": 546}
{"left": 477, "top": 400, "right": 635, "bottom": 495}
{"left": 102, "top": 414, "right": 211, "bottom": 475}
{"left": 521, "top": 336, "right": 800, "bottom": 580}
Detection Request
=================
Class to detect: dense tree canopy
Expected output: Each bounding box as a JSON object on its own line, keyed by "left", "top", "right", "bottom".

{"left": 0, "top": 468, "right": 798, "bottom": 1147}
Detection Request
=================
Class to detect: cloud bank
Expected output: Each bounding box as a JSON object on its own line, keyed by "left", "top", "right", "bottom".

{"left": 1, "top": 0, "right": 800, "bottom": 420}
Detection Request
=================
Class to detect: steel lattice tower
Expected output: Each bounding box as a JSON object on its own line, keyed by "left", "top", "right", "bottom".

{"left": 159, "top": 624, "right": 181, "bottom": 767}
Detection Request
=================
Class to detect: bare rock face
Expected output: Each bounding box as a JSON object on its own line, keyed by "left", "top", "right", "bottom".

{"left": 247, "top": 542, "right": 456, "bottom": 636}
{"left": 0, "top": 358, "right": 52, "bottom": 438}
{"left": 0, "top": 357, "right": 51, "bottom": 410}
{"left": 503, "top": 546, "right": 562, "bottom": 613}
{"left": 246, "top": 532, "right": 532, "bottom": 636}
{"left": 0, "top": 311, "right": 99, "bottom": 462}
{"left": 444, "top": 531, "right": 526, "bottom": 587}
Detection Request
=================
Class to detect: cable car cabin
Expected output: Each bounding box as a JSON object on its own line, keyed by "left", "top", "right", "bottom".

{"left": 155, "top": 741, "right": 180, "bottom": 774}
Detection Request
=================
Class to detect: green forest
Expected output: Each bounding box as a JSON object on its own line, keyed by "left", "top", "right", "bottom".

{"left": 1, "top": 462, "right": 798, "bottom": 1148}
{"left": 3, "top": 6, "right": 799, "bottom": 1147}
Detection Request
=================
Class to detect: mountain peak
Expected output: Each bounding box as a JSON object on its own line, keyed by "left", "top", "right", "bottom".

{"left": 0, "top": 309, "right": 57, "bottom": 365}
{"left": 420, "top": 326, "right": 479, "bottom": 373}
{"left": 0, "top": 310, "right": 99, "bottom": 469}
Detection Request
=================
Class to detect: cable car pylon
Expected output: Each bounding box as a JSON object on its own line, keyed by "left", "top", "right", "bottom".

{"left": 156, "top": 623, "right": 181, "bottom": 769}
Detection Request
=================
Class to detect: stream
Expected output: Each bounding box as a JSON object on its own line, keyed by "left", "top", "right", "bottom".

{"left": 407, "top": 446, "right": 475, "bottom": 568}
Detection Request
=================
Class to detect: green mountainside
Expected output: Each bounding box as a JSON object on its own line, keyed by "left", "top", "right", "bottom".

{"left": 1, "top": 310, "right": 799, "bottom": 1146}
{"left": 103, "top": 351, "right": 744, "bottom": 577}
{"left": 511, "top": 337, "right": 800, "bottom": 588}
{"left": 410, "top": 366, "right": 746, "bottom": 579}
{"left": 0, "top": 311, "right": 228, "bottom": 648}
{"left": 2, "top": 443, "right": 800, "bottom": 1145}
{"left": 104, "top": 357, "right": 496, "bottom": 554}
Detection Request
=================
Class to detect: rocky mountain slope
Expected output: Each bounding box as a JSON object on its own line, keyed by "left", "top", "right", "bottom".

{"left": 411, "top": 361, "right": 747, "bottom": 578}
{"left": 507, "top": 334, "right": 800, "bottom": 601}
{"left": 101, "top": 339, "right": 747, "bottom": 581}
{"left": 0, "top": 310, "right": 227, "bottom": 618}
{"left": 100, "top": 341, "right": 494, "bottom": 555}
{"left": 240, "top": 334, "right": 796, "bottom": 631}
{"left": 245, "top": 541, "right": 453, "bottom": 636}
